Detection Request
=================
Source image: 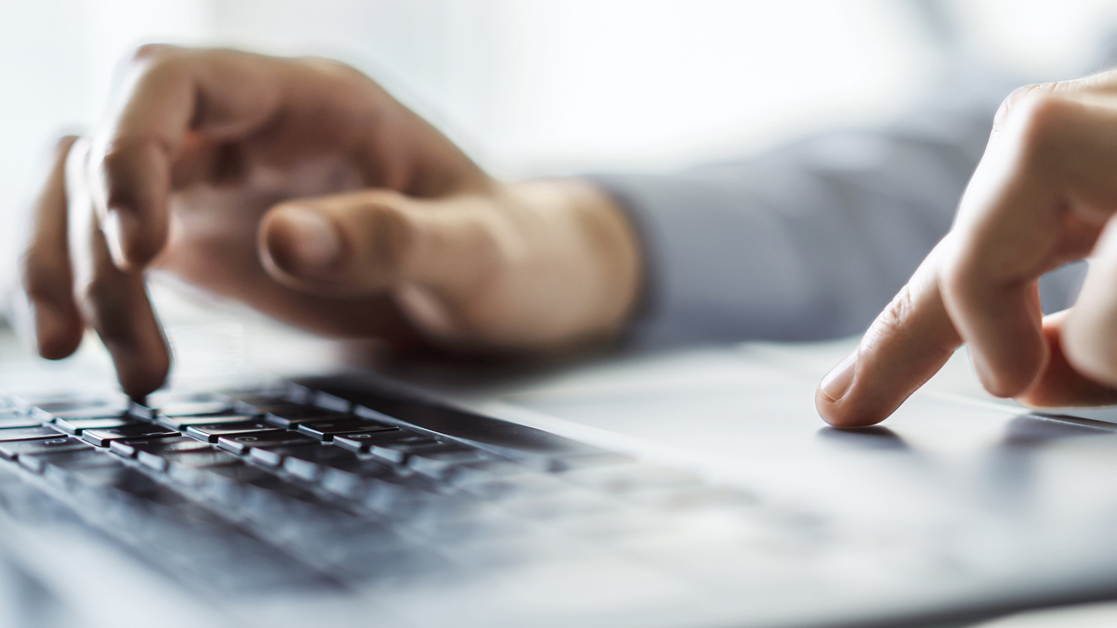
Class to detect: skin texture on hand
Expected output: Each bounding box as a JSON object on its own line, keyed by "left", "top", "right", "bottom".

{"left": 816, "top": 70, "right": 1117, "bottom": 427}
{"left": 21, "top": 46, "right": 642, "bottom": 398}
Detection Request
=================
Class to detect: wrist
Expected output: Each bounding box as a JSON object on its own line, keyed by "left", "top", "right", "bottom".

{"left": 499, "top": 178, "right": 643, "bottom": 347}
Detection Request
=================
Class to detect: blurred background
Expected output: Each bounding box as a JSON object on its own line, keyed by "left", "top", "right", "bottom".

{"left": 2, "top": 0, "right": 1117, "bottom": 344}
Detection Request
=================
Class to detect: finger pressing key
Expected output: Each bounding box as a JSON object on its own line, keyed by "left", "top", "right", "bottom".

{"left": 82, "top": 206, "right": 170, "bottom": 398}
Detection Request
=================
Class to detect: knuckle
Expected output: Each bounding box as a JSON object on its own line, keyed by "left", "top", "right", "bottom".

{"left": 301, "top": 56, "right": 366, "bottom": 84}
{"left": 358, "top": 201, "right": 413, "bottom": 277}
{"left": 998, "top": 92, "right": 1081, "bottom": 168}
{"left": 994, "top": 84, "right": 1042, "bottom": 129}
{"left": 52, "top": 135, "right": 79, "bottom": 157}
{"left": 127, "top": 43, "right": 173, "bottom": 66}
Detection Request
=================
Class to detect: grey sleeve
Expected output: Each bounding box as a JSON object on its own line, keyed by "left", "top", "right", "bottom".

{"left": 590, "top": 82, "right": 1085, "bottom": 347}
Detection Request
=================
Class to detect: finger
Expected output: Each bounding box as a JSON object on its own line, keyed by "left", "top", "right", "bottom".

{"left": 21, "top": 136, "right": 85, "bottom": 359}
{"left": 81, "top": 207, "right": 170, "bottom": 398}
{"left": 943, "top": 93, "right": 1117, "bottom": 397}
{"left": 816, "top": 245, "right": 963, "bottom": 427}
{"left": 1061, "top": 218, "right": 1117, "bottom": 388}
{"left": 1014, "top": 310, "right": 1117, "bottom": 407}
{"left": 91, "top": 45, "right": 281, "bottom": 270}
{"left": 258, "top": 190, "right": 502, "bottom": 298}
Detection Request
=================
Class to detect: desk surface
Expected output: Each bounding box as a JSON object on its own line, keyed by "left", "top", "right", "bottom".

{"left": 5, "top": 302, "right": 1117, "bottom": 627}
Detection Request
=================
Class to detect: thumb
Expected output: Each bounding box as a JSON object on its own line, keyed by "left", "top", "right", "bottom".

{"left": 258, "top": 189, "right": 504, "bottom": 298}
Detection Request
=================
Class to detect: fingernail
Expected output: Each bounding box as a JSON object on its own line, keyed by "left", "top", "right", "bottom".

{"left": 273, "top": 207, "right": 342, "bottom": 275}
{"left": 820, "top": 350, "right": 857, "bottom": 402}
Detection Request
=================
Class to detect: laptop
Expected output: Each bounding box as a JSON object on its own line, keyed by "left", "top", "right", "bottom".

{"left": 2, "top": 305, "right": 1117, "bottom": 628}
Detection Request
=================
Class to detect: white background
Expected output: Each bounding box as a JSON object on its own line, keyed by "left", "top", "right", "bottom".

{"left": 2, "top": 0, "right": 1117, "bottom": 297}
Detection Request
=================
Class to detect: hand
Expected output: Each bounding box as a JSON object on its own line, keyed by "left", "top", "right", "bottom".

{"left": 21, "top": 46, "right": 642, "bottom": 398}
{"left": 816, "top": 70, "right": 1117, "bottom": 427}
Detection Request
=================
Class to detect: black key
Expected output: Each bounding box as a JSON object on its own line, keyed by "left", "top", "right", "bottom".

{"left": 156, "top": 413, "right": 256, "bottom": 430}
{"left": 0, "top": 436, "right": 91, "bottom": 461}
{"left": 276, "top": 446, "right": 362, "bottom": 480}
{"left": 217, "top": 432, "right": 320, "bottom": 455}
{"left": 82, "top": 424, "right": 178, "bottom": 447}
{"left": 158, "top": 450, "right": 242, "bottom": 473}
{"left": 185, "top": 421, "right": 283, "bottom": 443}
{"left": 334, "top": 430, "right": 432, "bottom": 454}
{"left": 407, "top": 447, "right": 502, "bottom": 480}
{"left": 109, "top": 435, "right": 203, "bottom": 459}
{"left": 0, "top": 414, "right": 41, "bottom": 430}
{"left": 249, "top": 443, "right": 345, "bottom": 469}
{"left": 368, "top": 439, "right": 451, "bottom": 465}
{"left": 296, "top": 419, "right": 397, "bottom": 441}
{"left": 138, "top": 442, "right": 225, "bottom": 472}
{"left": 0, "top": 426, "right": 65, "bottom": 442}
{"left": 26, "top": 448, "right": 119, "bottom": 475}
{"left": 54, "top": 416, "right": 133, "bottom": 435}
{"left": 263, "top": 406, "right": 348, "bottom": 428}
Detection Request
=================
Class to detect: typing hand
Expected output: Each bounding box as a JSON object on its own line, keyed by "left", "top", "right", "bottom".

{"left": 816, "top": 70, "right": 1117, "bottom": 426}
{"left": 22, "top": 46, "right": 641, "bottom": 398}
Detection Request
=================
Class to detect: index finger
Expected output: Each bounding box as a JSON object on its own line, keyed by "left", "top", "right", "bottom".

{"left": 816, "top": 243, "right": 962, "bottom": 427}
{"left": 90, "top": 45, "right": 281, "bottom": 270}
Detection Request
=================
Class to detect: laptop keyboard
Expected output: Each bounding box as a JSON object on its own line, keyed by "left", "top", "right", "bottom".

{"left": 0, "top": 380, "right": 783, "bottom": 595}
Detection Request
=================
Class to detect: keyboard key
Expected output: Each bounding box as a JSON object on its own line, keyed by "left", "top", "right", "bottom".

{"left": 368, "top": 440, "right": 455, "bottom": 465}
{"left": 156, "top": 413, "right": 256, "bottom": 430}
{"left": 184, "top": 421, "right": 283, "bottom": 443}
{"left": 0, "top": 436, "right": 92, "bottom": 461}
{"left": 137, "top": 442, "right": 220, "bottom": 467}
{"left": 81, "top": 424, "right": 178, "bottom": 447}
{"left": 276, "top": 446, "right": 362, "bottom": 480}
{"left": 296, "top": 419, "right": 397, "bottom": 441}
{"left": 217, "top": 432, "right": 319, "bottom": 455}
{"left": 333, "top": 430, "right": 432, "bottom": 454}
{"left": 263, "top": 406, "right": 348, "bottom": 428}
{"left": 27, "top": 448, "right": 120, "bottom": 475}
{"left": 112, "top": 436, "right": 211, "bottom": 460}
{"left": 159, "top": 450, "right": 242, "bottom": 472}
{"left": 407, "top": 447, "right": 502, "bottom": 479}
{"left": 53, "top": 416, "right": 133, "bottom": 435}
{"left": 0, "top": 426, "right": 65, "bottom": 442}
